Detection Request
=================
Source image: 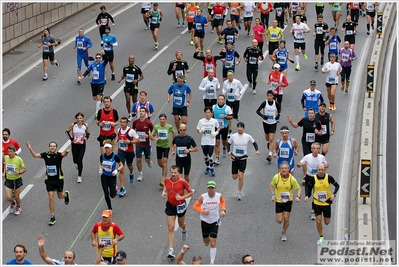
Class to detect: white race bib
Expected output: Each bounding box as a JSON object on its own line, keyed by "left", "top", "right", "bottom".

{"left": 47, "top": 165, "right": 57, "bottom": 176}
{"left": 305, "top": 133, "right": 315, "bottom": 143}
{"left": 317, "top": 191, "right": 327, "bottom": 202}
{"left": 280, "top": 192, "right": 290, "bottom": 203}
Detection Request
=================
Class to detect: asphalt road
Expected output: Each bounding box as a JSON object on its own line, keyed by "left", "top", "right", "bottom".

{"left": 1, "top": 3, "right": 385, "bottom": 265}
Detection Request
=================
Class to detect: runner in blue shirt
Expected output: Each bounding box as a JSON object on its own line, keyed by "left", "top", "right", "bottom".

{"left": 101, "top": 26, "right": 118, "bottom": 81}
{"left": 301, "top": 80, "right": 324, "bottom": 118}
{"left": 167, "top": 75, "right": 193, "bottom": 130}
{"left": 193, "top": 8, "right": 209, "bottom": 56}
{"left": 74, "top": 28, "right": 92, "bottom": 85}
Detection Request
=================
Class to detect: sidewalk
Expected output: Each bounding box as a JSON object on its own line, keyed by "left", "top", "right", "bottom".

{"left": 2, "top": 3, "right": 128, "bottom": 86}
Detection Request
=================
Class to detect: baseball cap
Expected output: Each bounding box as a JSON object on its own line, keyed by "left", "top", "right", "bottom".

{"left": 175, "top": 50, "right": 182, "bottom": 56}
{"left": 273, "top": 63, "right": 280, "bottom": 69}
{"left": 227, "top": 70, "right": 234, "bottom": 76}
{"left": 102, "top": 209, "right": 112, "bottom": 217}
{"left": 319, "top": 102, "right": 327, "bottom": 107}
{"left": 310, "top": 80, "right": 317, "bottom": 85}
{"left": 115, "top": 251, "right": 127, "bottom": 261}
{"left": 237, "top": 122, "right": 245, "bottom": 128}
{"left": 153, "top": 3, "right": 158, "bottom": 6}
{"left": 207, "top": 181, "right": 217, "bottom": 188}
{"left": 104, "top": 143, "right": 112, "bottom": 148}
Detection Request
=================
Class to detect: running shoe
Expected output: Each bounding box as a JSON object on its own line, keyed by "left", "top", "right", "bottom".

{"left": 249, "top": 82, "right": 253, "bottom": 89}
{"left": 64, "top": 191, "right": 70, "bottom": 205}
{"left": 43, "top": 74, "right": 48, "bottom": 81}
{"left": 320, "top": 58, "right": 324, "bottom": 65}
{"left": 167, "top": 249, "right": 176, "bottom": 259}
{"left": 148, "top": 160, "right": 153, "bottom": 168}
{"left": 237, "top": 192, "right": 242, "bottom": 201}
{"left": 55, "top": 58, "right": 60, "bottom": 67}
{"left": 238, "top": 25, "right": 241, "bottom": 30}
{"left": 314, "top": 64, "right": 318, "bottom": 70}
{"left": 205, "top": 240, "right": 210, "bottom": 246}
{"left": 266, "top": 155, "right": 272, "bottom": 163}
{"left": 15, "top": 207, "right": 21, "bottom": 215}
{"left": 77, "top": 79, "right": 81, "bottom": 85}
{"left": 177, "top": 21, "right": 181, "bottom": 28}
{"left": 367, "top": 31, "right": 370, "bottom": 35}
{"left": 129, "top": 173, "right": 134, "bottom": 184}
{"left": 9, "top": 202, "right": 15, "bottom": 213}
{"left": 182, "top": 227, "right": 187, "bottom": 241}
{"left": 154, "top": 43, "right": 159, "bottom": 49}
{"left": 281, "top": 233, "right": 287, "bottom": 241}
{"left": 159, "top": 178, "right": 165, "bottom": 187}
{"left": 223, "top": 148, "right": 227, "bottom": 157}
{"left": 204, "top": 167, "right": 210, "bottom": 175}
{"left": 332, "top": 104, "right": 336, "bottom": 110}
{"left": 210, "top": 168, "right": 216, "bottom": 176}
{"left": 190, "top": 39, "right": 194, "bottom": 46}
{"left": 214, "top": 158, "right": 220, "bottom": 165}
{"left": 240, "top": 17, "right": 243, "bottom": 23}
{"left": 303, "top": 54, "right": 308, "bottom": 60}
{"left": 285, "top": 19, "right": 288, "bottom": 25}
{"left": 145, "top": 26, "right": 148, "bottom": 30}
{"left": 211, "top": 29, "right": 214, "bottom": 33}
{"left": 48, "top": 216, "right": 56, "bottom": 225}
{"left": 182, "top": 22, "right": 185, "bottom": 27}
{"left": 200, "top": 51, "right": 204, "bottom": 56}
{"left": 295, "top": 65, "right": 300, "bottom": 71}
{"left": 227, "top": 130, "right": 232, "bottom": 139}
{"left": 329, "top": 103, "right": 333, "bottom": 110}
{"left": 310, "top": 211, "right": 316, "bottom": 220}
{"left": 317, "top": 236, "right": 324, "bottom": 245}
{"left": 345, "top": 89, "right": 349, "bottom": 95}
{"left": 77, "top": 176, "right": 82, "bottom": 183}
{"left": 371, "top": 24, "right": 374, "bottom": 30}
{"left": 119, "top": 187, "right": 126, "bottom": 197}
{"left": 341, "top": 86, "right": 345, "bottom": 92}
{"left": 137, "top": 172, "right": 143, "bottom": 181}
{"left": 111, "top": 74, "right": 115, "bottom": 81}
{"left": 128, "top": 114, "right": 132, "bottom": 122}
{"left": 247, "top": 32, "right": 250, "bottom": 36}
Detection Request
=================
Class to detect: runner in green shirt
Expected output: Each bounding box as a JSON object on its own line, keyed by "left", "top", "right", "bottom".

{"left": 152, "top": 114, "right": 176, "bottom": 187}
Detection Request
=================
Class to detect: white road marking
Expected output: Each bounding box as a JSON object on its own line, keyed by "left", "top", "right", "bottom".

{"left": 147, "top": 46, "right": 169, "bottom": 64}
{"left": 2, "top": 184, "right": 34, "bottom": 220}
{"left": 2, "top": 3, "right": 138, "bottom": 91}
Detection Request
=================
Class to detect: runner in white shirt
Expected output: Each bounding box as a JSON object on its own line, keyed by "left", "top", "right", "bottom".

{"left": 227, "top": 122, "right": 260, "bottom": 200}
{"left": 321, "top": 53, "right": 342, "bottom": 111}
{"left": 290, "top": 15, "right": 310, "bottom": 71}
{"left": 243, "top": 2, "right": 256, "bottom": 36}
{"left": 198, "top": 69, "right": 220, "bottom": 108}
{"left": 197, "top": 107, "right": 220, "bottom": 177}
{"left": 222, "top": 71, "right": 245, "bottom": 137}
{"left": 297, "top": 142, "right": 328, "bottom": 220}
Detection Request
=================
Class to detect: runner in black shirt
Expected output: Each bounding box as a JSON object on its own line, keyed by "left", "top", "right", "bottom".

{"left": 96, "top": 6, "right": 115, "bottom": 39}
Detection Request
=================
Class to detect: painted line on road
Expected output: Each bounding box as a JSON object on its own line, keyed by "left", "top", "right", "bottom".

{"left": 147, "top": 46, "right": 170, "bottom": 64}
{"left": 2, "top": 184, "right": 34, "bottom": 220}
{"left": 180, "top": 28, "right": 189, "bottom": 34}
{"left": 2, "top": 3, "right": 138, "bottom": 91}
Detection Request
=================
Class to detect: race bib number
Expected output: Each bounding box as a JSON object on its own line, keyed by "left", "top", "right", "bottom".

{"left": 204, "top": 127, "right": 212, "bottom": 135}
{"left": 126, "top": 73, "right": 134, "bottom": 83}
{"left": 280, "top": 192, "right": 290, "bottom": 203}
{"left": 137, "top": 131, "right": 146, "bottom": 142}
{"left": 346, "top": 30, "right": 353, "bottom": 35}
{"left": 151, "top": 16, "right": 158, "bottom": 23}
{"left": 341, "top": 53, "right": 349, "bottom": 62}
{"left": 158, "top": 129, "right": 168, "bottom": 140}
{"left": 177, "top": 202, "right": 187, "bottom": 214}
{"left": 173, "top": 96, "right": 183, "bottom": 106}
{"left": 225, "top": 60, "right": 233, "bottom": 68}
{"left": 311, "top": 167, "right": 317, "bottom": 174}
{"left": 277, "top": 56, "right": 286, "bottom": 64}
{"left": 321, "top": 125, "right": 327, "bottom": 135}
{"left": 276, "top": 7, "right": 282, "bottom": 14}
{"left": 328, "top": 76, "right": 337, "bottom": 83}
{"left": 47, "top": 165, "right": 57, "bottom": 176}
{"left": 235, "top": 146, "right": 245, "bottom": 155}
{"left": 317, "top": 191, "right": 327, "bottom": 202}
{"left": 207, "top": 87, "right": 215, "bottom": 95}
{"left": 217, "top": 119, "right": 224, "bottom": 128}
{"left": 231, "top": 8, "right": 236, "bottom": 13}
{"left": 227, "top": 93, "right": 236, "bottom": 101}
{"left": 205, "top": 63, "right": 214, "bottom": 71}
{"left": 175, "top": 70, "right": 184, "bottom": 78}
{"left": 100, "top": 18, "right": 108, "bottom": 25}
{"left": 270, "top": 32, "right": 278, "bottom": 39}
{"left": 102, "top": 121, "right": 112, "bottom": 131}
{"left": 188, "top": 11, "right": 195, "bottom": 17}
{"left": 102, "top": 160, "right": 113, "bottom": 172}
{"left": 305, "top": 133, "right": 315, "bottom": 142}
{"left": 43, "top": 45, "right": 49, "bottom": 52}
{"left": 249, "top": 57, "right": 257, "bottom": 64}
{"left": 119, "top": 140, "right": 127, "bottom": 150}
{"left": 99, "top": 237, "right": 112, "bottom": 248}
{"left": 270, "top": 81, "right": 278, "bottom": 91}
{"left": 73, "top": 133, "right": 85, "bottom": 144}
{"left": 77, "top": 41, "right": 83, "bottom": 48}
{"left": 226, "top": 35, "right": 234, "bottom": 42}
{"left": 92, "top": 70, "right": 99, "bottom": 80}
{"left": 195, "top": 23, "right": 203, "bottom": 30}
{"left": 215, "top": 14, "right": 222, "bottom": 19}
{"left": 316, "top": 27, "right": 323, "bottom": 34}
{"left": 279, "top": 148, "right": 289, "bottom": 158}
{"left": 177, "top": 147, "right": 187, "bottom": 157}
{"left": 329, "top": 42, "right": 337, "bottom": 50}
{"left": 6, "top": 164, "right": 16, "bottom": 174}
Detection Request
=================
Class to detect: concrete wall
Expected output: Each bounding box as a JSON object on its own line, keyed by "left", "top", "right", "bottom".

{"left": 2, "top": 2, "right": 93, "bottom": 54}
